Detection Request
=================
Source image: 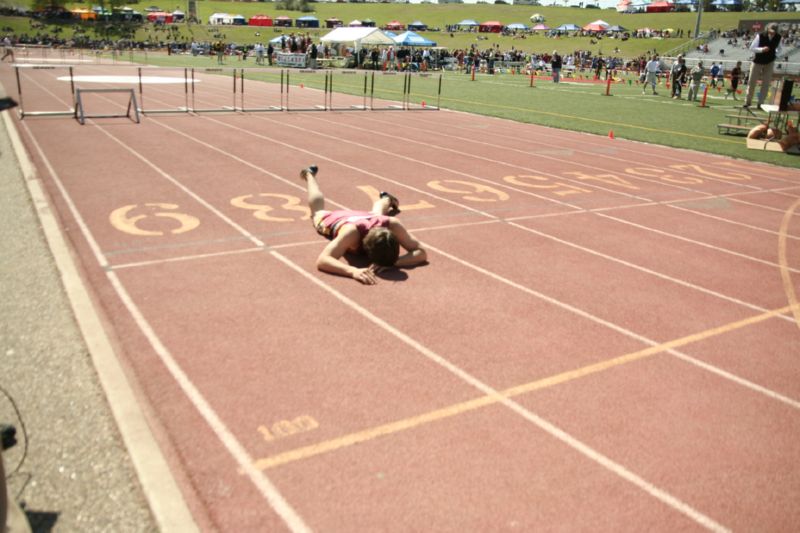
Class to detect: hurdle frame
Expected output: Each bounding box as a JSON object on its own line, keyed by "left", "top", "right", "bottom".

{"left": 14, "top": 64, "right": 76, "bottom": 119}
{"left": 74, "top": 87, "right": 140, "bottom": 125}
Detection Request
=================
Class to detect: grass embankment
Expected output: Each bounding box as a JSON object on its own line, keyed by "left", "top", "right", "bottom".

{"left": 4, "top": 5, "right": 800, "bottom": 57}
{"left": 70, "top": 49, "right": 799, "bottom": 168}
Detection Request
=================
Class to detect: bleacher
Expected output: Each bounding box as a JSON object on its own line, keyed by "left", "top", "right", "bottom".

{"left": 682, "top": 37, "right": 800, "bottom": 75}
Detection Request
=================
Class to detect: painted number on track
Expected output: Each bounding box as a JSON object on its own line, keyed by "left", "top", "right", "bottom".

{"left": 357, "top": 185, "right": 435, "bottom": 212}
{"left": 109, "top": 203, "right": 200, "bottom": 236}
{"left": 231, "top": 193, "right": 311, "bottom": 222}
{"left": 427, "top": 180, "right": 509, "bottom": 202}
{"left": 258, "top": 415, "right": 319, "bottom": 442}
{"left": 503, "top": 174, "right": 591, "bottom": 196}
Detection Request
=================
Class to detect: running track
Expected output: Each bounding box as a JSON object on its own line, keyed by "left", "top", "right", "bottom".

{"left": 3, "top": 62, "right": 800, "bottom": 532}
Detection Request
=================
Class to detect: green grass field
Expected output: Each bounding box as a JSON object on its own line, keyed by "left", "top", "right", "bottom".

{"left": 3, "top": 4, "right": 800, "bottom": 57}
{"left": 47, "top": 48, "right": 797, "bottom": 168}
{"left": 3, "top": 4, "right": 799, "bottom": 167}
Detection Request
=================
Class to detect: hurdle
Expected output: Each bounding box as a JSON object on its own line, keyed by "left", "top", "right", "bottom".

{"left": 239, "top": 68, "right": 285, "bottom": 112}
{"left": 137, "top": 67, "right": 191, "bottom": 115}
{"left": 14, "top": 64, "right": 76, "bottom": 119}
{"left": 326, "top": 70, "right": 369, "bottom": 111}
{"left": 74, "top": 88, "right": 140, "bottom": 125}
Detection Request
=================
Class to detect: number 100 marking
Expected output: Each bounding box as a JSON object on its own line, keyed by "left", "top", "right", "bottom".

{"left": 258, "top": 415, "right": 319, "bottom": 442}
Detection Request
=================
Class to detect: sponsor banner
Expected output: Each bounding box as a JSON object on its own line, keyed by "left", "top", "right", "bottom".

{"left": 276, "top": 52, "right": 307, "bottom": 68}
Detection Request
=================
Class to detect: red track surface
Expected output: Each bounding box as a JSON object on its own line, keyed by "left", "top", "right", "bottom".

{"left": 3, "top": 62, "right": 800, "bottom": 532}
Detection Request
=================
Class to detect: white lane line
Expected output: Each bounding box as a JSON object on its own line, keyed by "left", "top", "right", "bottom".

{"left": 10, "top": 116, "right": 200, "bottom": 533}
{"left": 270, "top": 249, "right": 732, "bottom": 533}
{"left": 138, "top": 107, "right": 800, "bottom": 410}
{"left": 597, "top": 212, "right": 800, "bottom": 274}
{"left": 74, "top": 102, "right": 733, "bottom": 529}
{"left": 15, "top": 85, "right": 312, "bottom": 531}
{"left": 668, "top": 204, "right": 800, "bottom": 241}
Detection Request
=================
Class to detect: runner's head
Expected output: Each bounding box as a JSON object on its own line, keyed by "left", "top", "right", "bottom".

{"left": 363, "top": 227, "right": 399, "bottom": 267}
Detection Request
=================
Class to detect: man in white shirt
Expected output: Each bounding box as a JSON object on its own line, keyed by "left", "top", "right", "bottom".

{"left": 643, "top": 54, "right": 660, "bottom": 95}
{"left": 745, "top": 22, "right": 783, "bottom": 109}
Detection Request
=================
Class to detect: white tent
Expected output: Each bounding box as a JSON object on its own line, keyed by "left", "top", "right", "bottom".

{"left": 320, "top": 27, "right": 396, "bottom": 47}
{"left": 208, "top": 12, "right": 233, "bottom": 25}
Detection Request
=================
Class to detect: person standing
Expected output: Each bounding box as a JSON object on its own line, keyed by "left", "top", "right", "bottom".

{"left": 550, "top": 50, "right": 562, "bottom": 83}
{"left": 670, "top": 55, "right": 687, "bottom": 99}
{"left": 710, "top": 61, "right": 721, "bottom": 87}
{"left": 726, "top": 60, "right": 742, "bottom": 100}
{"left": 687, "top": 61, "right": 704, "bottom": 102}
{"left": 744, "top": 22, "right": 783, "bottom": 109}
{"left": 267, "top": 41, "right": 274, "bottom": 66}
{"left": 643, "top": 54, "right": 660, "bottom": 95}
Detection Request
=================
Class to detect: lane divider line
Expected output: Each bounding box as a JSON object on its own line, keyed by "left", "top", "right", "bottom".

{"left": 255, "top": 302, "right": 797, "bottom": 471}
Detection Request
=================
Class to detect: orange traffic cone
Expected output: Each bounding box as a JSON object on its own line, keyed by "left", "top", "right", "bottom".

{"left": 300, "top": 83, "right": 304, "bottom": 89}
{"left": 608, "top": 130, "right": 615, "bottom": 140}
{"left": 421, "top": 100, "right": 426, "bottom": 108}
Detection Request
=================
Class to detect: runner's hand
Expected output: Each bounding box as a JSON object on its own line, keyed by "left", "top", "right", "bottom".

{"left": 352, "top": 266, "right": 378, "bottom": 285}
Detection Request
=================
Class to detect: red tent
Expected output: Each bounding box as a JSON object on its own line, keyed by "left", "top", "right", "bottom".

{"left": 147, "top": 11, "right": 173, "bottom": 23}
{"left": 384, "top": 20, "right": 405, "bottom": 30}
{"left": 582, "top": 23, "right": 607, "bottom": 32}
{"left": 479, "top": 21, "right": 503, "bottom": 33}
{"left": 248, "top": 15, "right": 273, "bottom": 27}
{"left": 646, "top": 1, "right": 675, "bottom": 12}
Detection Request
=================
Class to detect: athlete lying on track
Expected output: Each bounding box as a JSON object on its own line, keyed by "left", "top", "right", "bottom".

{"left": 300, "top": 165, "right": 428, "bottom": 285}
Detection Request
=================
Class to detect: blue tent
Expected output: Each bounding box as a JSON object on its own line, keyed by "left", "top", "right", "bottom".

{"left": 555, "top": 23, "right": 580, "bottom": 31}
{"left": 507, "top": 23, "right": 529, "bottom": 30}
{"left": 296, "top": 15, "right": 319, "bottom": 28}
{"left": 393, "top": 31, "right": 436, "bottom": 47}
{"left": 779, "top": 0, "right": 799, "bottom": 3}
{"left": 456, "top": 19, "right": 479, "bottom": 27}
{"left": 673, "top": 0, "right": 697, "bottom": 4}
{"left": 711, "top": 0, "right": 741, "bottom": 4}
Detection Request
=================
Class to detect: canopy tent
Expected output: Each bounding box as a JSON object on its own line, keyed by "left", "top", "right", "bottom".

{"left": 393, "top": 31, "right": 436, "bottom": 47}
{"left": 249, "top": 15, "right": 273, "bottom": 27}
{"left": 646, "top": 1, "right": 675, "bottom": 11}
{"left": 583, "top": 22, "right": 608, "bottom": 32}
{"left": 616, "top": 0, "right": 632, "bottom": 10}
{"left": 710, "top": 0, "right": 741, "bottom": 4}
{"left": 531, "top": 23, "right": 550, "bottom": 31}
{"left": 456, "top": 19, "right": 479, "bottom": 27}
{"left": 274, "top": 15, "right": 292, "bottom": 27}
{"left": 71, "top": 8, "right": 97, "bottom": 20}
{"left": 507, "top": 23, "right": 529, "bottom": 30}
{"left": 555, "top": 23, "right": 580, "bottom": 31}
{"left": 231, "top": 14, "right": 246, "bottom": 26}
{"left": 362, "top": 19, "right": 376, "bottom": 27}
{"left": 384, "top": 20, "right": 405, "bottom": 30}
{"left": 673, "top": 0, "right": 697, "bottom": 4}
{"left": 208, "top": 12, "right": 232, "bottom": 25}
{"left": 348, "top": 19, "right": 362, "bottom": 27}
{"left": 407, "top": 20, "right": 428, "bottom": 31}
{"left": 146, "top": 11, "right": 173, "bottom": 23}
{"left": 320, "top": 27, "right": 396, "bottom": 48}
{"left": 530, "top": 13, "right": 545, "bottom": 22}
{"left": 325, "top": 17, "right": 342, "bottom": 28}
{"left": 779, "top": 0, "right": 800, "bottom": 3}
{"left": 606, "top": 25, "right": 628, "bottom": 32}
{"left": 296, "top": 15, "right": 319, "bottom": 28}
{"left": 588, "top": 19, "right": 610, "bottom": 27}
{"left": 383, "top": 31, "right": 397, "bottom": 38}
{"left": 479, "top": 21, "right": 503, "bottom": 33}
{"left": 171, "top": 10, "right": 184, "bottom": 22}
